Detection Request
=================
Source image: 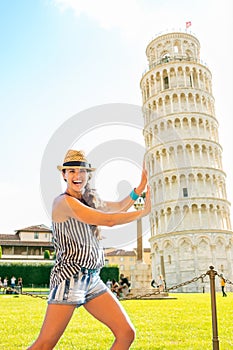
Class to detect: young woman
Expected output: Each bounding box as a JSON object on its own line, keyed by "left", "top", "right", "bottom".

{"left": 27, "top": 149, "right": 151, "bottom": 350}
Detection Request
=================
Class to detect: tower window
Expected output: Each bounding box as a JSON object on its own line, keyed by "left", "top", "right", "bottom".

{"left": 174, "top": 45, "right": 178, "bottom": 54}
{"left": 183, "top": 188, "right": 188, "bottom": 197}
{"left": 162, "top": 54, "right": 170, "bottom": 63}
{"left": 189, "top": 76, "right": 192, "bottom": 87}
{"left": 34, "top": 232, "right": 39, "bottom": 239}
{"left": 164, "top": 76, "right": 169, "bottom": 89}
{"left": 168, "top": 255, "right": 172, "bottom": 264}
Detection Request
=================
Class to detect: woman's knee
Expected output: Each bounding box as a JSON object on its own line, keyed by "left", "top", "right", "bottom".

{"left": 116, "top": 323, "right": 136, "bottom": 344}
{"left": 126, "top": 325, "right": 136, "bottom": 343}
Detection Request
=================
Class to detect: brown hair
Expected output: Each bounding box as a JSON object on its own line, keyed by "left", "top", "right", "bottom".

{"left": 82, "top": 173, "right": 105, "bottom": 239}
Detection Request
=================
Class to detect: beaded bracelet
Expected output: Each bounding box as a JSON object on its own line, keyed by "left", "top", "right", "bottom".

{"left": 129, "top": 188, "right": 139, "bottom": 201}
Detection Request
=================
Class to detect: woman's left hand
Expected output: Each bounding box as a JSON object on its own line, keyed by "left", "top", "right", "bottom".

{"left": 135, "top": 160, "right": 148, "bottom": 195}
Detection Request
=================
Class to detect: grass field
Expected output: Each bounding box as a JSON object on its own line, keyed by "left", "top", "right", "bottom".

{"left": 0, "top": 292, "right": 232, "bottom": 349}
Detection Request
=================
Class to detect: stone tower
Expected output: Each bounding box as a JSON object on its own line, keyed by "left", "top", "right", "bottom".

{"left": 140, "top": 31, "right": 233, "bottom": 292}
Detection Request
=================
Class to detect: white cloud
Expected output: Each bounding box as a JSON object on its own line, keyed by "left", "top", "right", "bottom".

{"left": 53, "top": 0, "right": 233, "bottom": 43}
{"left": 53, "top": 0, "right": 182, "bottom": 40}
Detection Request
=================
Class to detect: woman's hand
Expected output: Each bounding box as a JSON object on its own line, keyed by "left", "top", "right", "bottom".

{"left": 142, "top": 186, "right": 151, "bottom": 216}
{"left": 135, "top": 160, "right": 148, "bottom": 195}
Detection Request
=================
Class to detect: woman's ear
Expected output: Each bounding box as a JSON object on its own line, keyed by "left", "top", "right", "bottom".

{"left": 62, "top": 170, "right": 67, "bottom": 182}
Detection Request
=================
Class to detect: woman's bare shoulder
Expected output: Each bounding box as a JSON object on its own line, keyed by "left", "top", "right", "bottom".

{"left": 52, "top": 194, "right": 65, "bottom": 209}
{"left": 52, "top": 194, "right": 70, "bottom": 221}
{"left": 52, "top": 194, "right": 86, "bottom": 222}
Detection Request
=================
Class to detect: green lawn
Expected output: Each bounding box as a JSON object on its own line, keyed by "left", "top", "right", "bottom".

{"left": 0, "top": 292, "right": 232, "bottom": 349}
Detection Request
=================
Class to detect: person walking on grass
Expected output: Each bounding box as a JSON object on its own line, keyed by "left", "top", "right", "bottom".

{"left": 220, "top": 274, "right": 227, "bottom": 297}
{"left": 27, "top": 149, "right": 151, "bottom": 350}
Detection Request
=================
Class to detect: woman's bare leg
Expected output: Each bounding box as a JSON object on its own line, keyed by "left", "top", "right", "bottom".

{"left": 26, "top": 304, "right": 76, "bottom": 350}
{"left": 84, "top": 290, "right": 135, "bottom": 350}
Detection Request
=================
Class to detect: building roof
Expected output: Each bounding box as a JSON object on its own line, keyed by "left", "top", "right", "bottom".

{"left": 0, "top": 234, "right": 20, "bottom": 241}
{"left": 105, "top": 249, "right": 136, "bottom": 257}
{"left": 105, "top": 248, "right": 151, "bottom": 257}
{"left": 143, "top": 248, "right": 151, "bottom": 253}
{"left": 15, "top": 224, "right": 52, "bottom": 233}
{"left": 0, "top": 224, "right": 53, "bottom": 244}
{"left": 0, "top": 241, "right": 53, "bottom": 247}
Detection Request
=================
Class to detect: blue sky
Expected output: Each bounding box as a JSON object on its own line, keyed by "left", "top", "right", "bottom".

{"left": 0, "top": 0, "right": 232, "bottom": 248}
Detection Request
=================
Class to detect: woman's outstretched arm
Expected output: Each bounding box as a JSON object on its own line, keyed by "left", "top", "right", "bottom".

{"left": 52, "top": 186, "right": 151, "bottom": 227}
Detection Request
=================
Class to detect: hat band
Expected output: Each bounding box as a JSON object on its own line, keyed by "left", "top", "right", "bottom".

{"left": 63, "top": 161, "right": 92, "bottom": 168}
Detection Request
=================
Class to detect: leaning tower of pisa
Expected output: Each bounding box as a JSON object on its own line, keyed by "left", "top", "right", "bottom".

{"left": 140, "top": 31, "right": 233, "bottom": 292}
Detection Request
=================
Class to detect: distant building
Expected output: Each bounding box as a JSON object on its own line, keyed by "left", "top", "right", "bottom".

{"left": 105, "top": 248, "right": 152, "bottom": 284}
{"left": 0, "top": 224, "right": 53, "bottom": 260}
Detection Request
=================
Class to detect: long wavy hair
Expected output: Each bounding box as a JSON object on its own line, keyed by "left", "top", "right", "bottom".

{"left": 63, "top": 170, "right": 104, "bottom": 239}
{"left": 82, "top": 172, "right": 105, "bottom": 240}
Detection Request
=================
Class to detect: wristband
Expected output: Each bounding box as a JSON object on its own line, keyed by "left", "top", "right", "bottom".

{"left": 129, "top": 188, "right": 139, "bottom": 201}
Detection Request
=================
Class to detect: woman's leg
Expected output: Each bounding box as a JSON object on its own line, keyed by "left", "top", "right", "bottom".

{"left": 84, "top": 289, "right": 135, "bottom": 350}
{"left": 27, "top": 304, "right": 76, "bottom": 350}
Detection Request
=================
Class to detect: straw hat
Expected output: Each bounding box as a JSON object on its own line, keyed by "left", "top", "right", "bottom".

{"left": 57, "top": 150, "right": 95, "bottom": 171}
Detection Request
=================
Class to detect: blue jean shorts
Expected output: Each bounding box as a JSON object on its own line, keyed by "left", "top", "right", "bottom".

{"left": 48, "top": 269, "right": 108, "bottom": 307}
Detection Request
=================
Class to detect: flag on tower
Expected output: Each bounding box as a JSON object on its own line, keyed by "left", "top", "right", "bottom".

{"left": 186, "top": 21, "right": 192, "bottom": 29}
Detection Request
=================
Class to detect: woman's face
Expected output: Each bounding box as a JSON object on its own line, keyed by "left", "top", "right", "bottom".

{"left": 63, "top": 168, "right": 89, "bottom": 193}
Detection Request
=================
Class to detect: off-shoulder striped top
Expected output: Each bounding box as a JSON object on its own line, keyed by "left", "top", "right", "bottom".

{"left": 50, "top": 217, "right": 105, "bottom": 289}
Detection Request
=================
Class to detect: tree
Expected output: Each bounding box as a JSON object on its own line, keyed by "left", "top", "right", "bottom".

{"left": 44, "top": 250, "right": 50, "bottom": 260}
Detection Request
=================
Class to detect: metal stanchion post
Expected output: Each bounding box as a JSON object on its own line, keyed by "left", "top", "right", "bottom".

{"left": 207, "top": 266, "right": 220, "bottom": 350}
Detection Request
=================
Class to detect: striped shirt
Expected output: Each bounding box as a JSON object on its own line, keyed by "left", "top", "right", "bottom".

{"left": 50, "top": 217, "right": 105, "bottom": 289}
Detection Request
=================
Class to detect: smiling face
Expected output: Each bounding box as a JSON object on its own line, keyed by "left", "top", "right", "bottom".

{"left": 62, "top": 168, "right": 89, "bottom": 197}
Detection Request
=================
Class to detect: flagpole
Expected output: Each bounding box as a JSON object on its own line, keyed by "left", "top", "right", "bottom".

{"left": 185, "top": 21, "right": 192, "bottom": 32}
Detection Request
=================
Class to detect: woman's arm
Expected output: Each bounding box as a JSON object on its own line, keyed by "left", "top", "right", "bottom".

{"left": 53, "top": 187, "right": 151, "bottom": 227}
{"left": 100, "top": 162, "right": 148, "bottom": 212}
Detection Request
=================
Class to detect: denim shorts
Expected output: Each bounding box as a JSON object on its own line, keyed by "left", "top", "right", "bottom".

{"left": 48, "top": 269, "right": 108, "bottom": 307}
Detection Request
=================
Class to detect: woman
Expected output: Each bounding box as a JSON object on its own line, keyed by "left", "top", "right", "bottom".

{"left": 27, "top": 149, "right": 151, "bottom": 350}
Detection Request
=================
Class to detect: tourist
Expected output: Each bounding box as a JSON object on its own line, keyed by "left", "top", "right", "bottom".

{"left": 157, "top": 275, "right": 165, "bottom": 293}
{"left": 27, "top": 149, "right": 150, "bottom": 350}
{"left": 220, "top": 274, "right": 227, "bottom": 297}
{"left": 106, "top": 279, "right": 112, "bottom": 289}
{"left": 18, "top": 277, "right": 23, "bottom": 293}
{"left": 111, "top": 279, "right": 120, "bottom": 296}
{"left": 3, "top": 277, "right": 8, "bottom": 288}
{"left": 117, "top": 274, "right": 131, "bottom": 298}
{"left": 11, "top": 276, "right": 16, "bottom": 289}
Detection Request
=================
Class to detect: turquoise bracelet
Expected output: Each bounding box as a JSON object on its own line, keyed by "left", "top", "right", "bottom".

{"left": 130, "top": 188, "right": 139, "bottom": 201}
